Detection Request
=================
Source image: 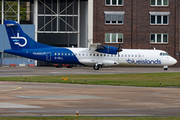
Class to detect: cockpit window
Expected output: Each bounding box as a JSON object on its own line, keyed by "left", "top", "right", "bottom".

{"left": 160, "top": 52, "right": 169, "bottom": 56}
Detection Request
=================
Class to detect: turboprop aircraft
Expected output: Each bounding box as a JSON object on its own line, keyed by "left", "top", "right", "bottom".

{"left": 4, "top": 20, "right": 177, "bottom": 70}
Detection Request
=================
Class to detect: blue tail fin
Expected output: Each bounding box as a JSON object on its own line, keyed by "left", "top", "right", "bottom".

{"left": 4, "top": 20, "right": 49, "bottom": 49}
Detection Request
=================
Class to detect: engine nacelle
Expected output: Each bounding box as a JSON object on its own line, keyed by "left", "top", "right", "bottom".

{"left": 96, "top": 46, "right": 119, "bottom": 54}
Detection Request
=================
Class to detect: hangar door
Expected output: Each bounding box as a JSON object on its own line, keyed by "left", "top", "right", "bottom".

{"left": 37, "top": 0, "right": 88, "bottom": 47}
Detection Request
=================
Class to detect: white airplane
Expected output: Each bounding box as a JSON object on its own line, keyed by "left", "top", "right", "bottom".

{"left": 4, "top": 20, "right": 177, "bottom": 70}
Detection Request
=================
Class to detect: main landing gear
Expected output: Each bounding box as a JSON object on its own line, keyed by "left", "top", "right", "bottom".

{"left": 93, "top": 64, "right": 100, "bottom": 70}
{"left": 93, "top": 62, "right": 102, "bottom": 70}
{"left": 163, "top": 66, "right": 168, "bottom": 71}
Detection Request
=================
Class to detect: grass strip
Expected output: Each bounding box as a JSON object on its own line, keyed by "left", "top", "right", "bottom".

{"left": 0, "top": 72, "right": 180, "bottom": 87}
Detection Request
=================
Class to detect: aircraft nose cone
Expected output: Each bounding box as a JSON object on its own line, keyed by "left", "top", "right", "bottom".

{"left": 172, "top": 58, "right": 177, "bottom": 65}
{"left": 173, "top": 58, "right": 177, "bottom": 64}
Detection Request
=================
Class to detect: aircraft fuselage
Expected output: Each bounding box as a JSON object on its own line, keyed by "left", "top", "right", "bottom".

{"left": 4, "top": 47, "right": 177, "bottom": 68}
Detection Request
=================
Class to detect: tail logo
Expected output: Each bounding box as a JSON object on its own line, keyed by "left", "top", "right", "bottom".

{"left": 11, "top": 33, "right": 27, "bottom": 47}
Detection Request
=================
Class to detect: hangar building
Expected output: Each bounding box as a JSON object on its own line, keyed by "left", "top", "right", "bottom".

{"left": 0, "top": 0, "right": 93, "bottom": 66}
{"left": 0, "top": 0, "right": 179, "bottom": 67}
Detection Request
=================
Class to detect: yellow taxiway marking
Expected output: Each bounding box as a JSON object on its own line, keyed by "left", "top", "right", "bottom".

{"left": 0, "top": 86, "right": 22, "bottom": 92}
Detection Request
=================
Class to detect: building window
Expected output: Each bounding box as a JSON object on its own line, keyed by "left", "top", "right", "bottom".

{"left": 105, "top": 33, "right": 123, "bottom": 43}
{"left": 106, "top": 0, "right": 123, "bottom": 5}
{"left": 2, "top": 0, "right": 34, "bottom": 24}
{"left": 150, "top": 33, "right": 168, "bottom": 43}
{"left": 151, "top": 0, "right": 168, "bottom": 6}
{"left": 151, "top": 15, "right": 168, "bottom": 25}
{"left": 104, "top": 11, "right": 125, "bottom": 25}
{"left": 149, "top": 12, "right": 170, "bottom": 25}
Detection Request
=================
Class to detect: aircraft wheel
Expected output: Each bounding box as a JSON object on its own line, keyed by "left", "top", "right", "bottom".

{"left": 93, "top": 65, "right": 99, "bottom": 70}
{"left": 163, "top": 66, "right": 168, "bottom": 71}
{"left": 164, "top": 68, "right": 168, "bottom": 71}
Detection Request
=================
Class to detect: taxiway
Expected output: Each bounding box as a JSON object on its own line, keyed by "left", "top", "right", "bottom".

{"left": 0, "top": 67, "right": 180, "bottom": 116}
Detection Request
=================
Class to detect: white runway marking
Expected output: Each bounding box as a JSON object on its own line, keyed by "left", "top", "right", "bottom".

{"left": 0, "top": 86, "right": 22, "bottom": 92}
{"left": 14, "top": 95, "right": 106, "bottom": 99}
{"left": 0, "top": 103, "right": 43, "bottom": 108}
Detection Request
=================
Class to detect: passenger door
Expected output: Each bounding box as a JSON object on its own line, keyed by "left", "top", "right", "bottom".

{"left": 46, "top": 52, "right": 51, "bottom": 61}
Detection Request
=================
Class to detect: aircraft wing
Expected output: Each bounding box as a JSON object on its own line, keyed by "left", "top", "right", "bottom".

{"left": 89, "top": 43, "right": 119, "bottom": 54}
{"left": 89, "top": 43, "right": 105, "bottom": 52}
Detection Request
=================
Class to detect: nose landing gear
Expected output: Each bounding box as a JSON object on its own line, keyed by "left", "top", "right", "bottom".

{"left": 163, "top": 66, "right": 168, "bottom": 71}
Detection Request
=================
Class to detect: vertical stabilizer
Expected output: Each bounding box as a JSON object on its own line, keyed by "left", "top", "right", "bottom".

{"left": 4, "top": 20, "right": 49, "bottom": 49}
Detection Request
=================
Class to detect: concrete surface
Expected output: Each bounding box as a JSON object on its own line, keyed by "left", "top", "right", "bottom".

{"left": 0, "top": 81, "right": 180, "bottom": 116}
{"left": 0, "top": 66, "right": 179, "bottom": 77}
{"left": 0, "top": 67, "right": 180, "bottom": 116}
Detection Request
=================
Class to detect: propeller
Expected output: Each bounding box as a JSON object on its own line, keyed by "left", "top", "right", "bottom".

{"left": 117, "top": 39, "right": 123, "bottom": 52}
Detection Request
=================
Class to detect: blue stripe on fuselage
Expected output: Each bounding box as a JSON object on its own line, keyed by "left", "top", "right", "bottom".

{"left": 4, "top": 47, "right": 81, "bottom": 64}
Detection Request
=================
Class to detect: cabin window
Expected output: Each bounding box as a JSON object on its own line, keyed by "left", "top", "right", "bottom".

{"left": 100, "top": 54, "right": 103, "bottom": 56}
{"left": 62, "top": 53, "right": 64, "bottom": 56}
{"left": 104, "top": 54, "right": 106, "bottom": 57}
{"left": 90, "top": 54, "right": 92, "bottom": 56}
{"left": 128, "top": 55, "right": 130, "bottom": 57}
{"left": 125, "top": 55, "right": 127, "bottom": 57}
{"left": 132, "top": 55, "right": 134, "bottom": 57}
{"left": 68, "top": 53, "right": 70, "bottom": 56}
{"left": 107, "top": 55, "right": 109, "bottom": 57}
{"left": 121, "top": 54, "right": 123, "bottom": 57}
{"left": 55, "top": 53, "right": 57, "bottom": 55}
{"left": 75, "top": 53, "right": 77, "bottom": 56}
{"left": 93, "top": 54, "right": 95, "bottom": 56}
{"left": 58, "top": 53, "right": 60, "bottom": 55}
{"left": 72, "top": 53, "right": 74, "bottom": 56}
{"left": 163, "top": 53, "right": 168, "bottom": 56}
{"left": 79, "top": 53, "right": 81, "bottom": 56}
{"left": 160, "top": 52, "right": 169, "bottom": 56}
{"left": 65, "top": 53, "right": 67, "bottom": 56}
{"left": 82, "top": 53, "right": 84, "bottom": 56}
